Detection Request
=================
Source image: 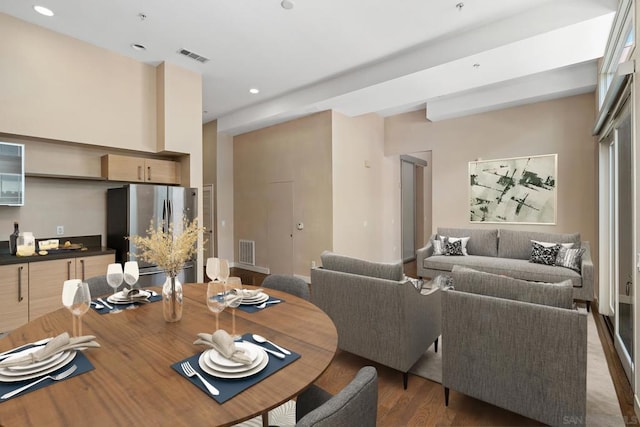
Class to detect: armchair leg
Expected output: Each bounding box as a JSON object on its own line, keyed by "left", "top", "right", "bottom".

{"left": 586, "top": 301, "right": 591, "bottom": 312}
{"left": 444, "top": 387, "right": 449, "bottom": 406}
{"left": 403, "top": 372, "right": 408, "bottom": 390}
{"left": 434, "top": 337, "right": 438, "bottom": 353}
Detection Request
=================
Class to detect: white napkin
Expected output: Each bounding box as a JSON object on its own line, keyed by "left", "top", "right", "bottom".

{"left": 193, "top": 330, "right": 252, "bottom": 365}
{"left": 0, "top": 332, "right": 100, "bottom": 368}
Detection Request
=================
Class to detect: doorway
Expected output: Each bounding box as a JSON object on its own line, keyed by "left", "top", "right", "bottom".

{"left": 400, "top": 154, "right": 430, "bottom": 262}
{"left": 266, "top": 181, "right": 294, "bottom": 275}
{"left": 601, "top": 98, "right": 634, "bottom": 386}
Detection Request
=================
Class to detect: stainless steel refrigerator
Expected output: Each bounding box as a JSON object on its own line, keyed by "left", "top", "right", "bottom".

{"left": 107, "top": 184, "right": 198, "bottom": 286}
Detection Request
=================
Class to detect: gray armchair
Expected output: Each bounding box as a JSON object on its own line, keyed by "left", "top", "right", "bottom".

{"left": 296, "top": 366, "right": 378, "bottom": 427}
{"left": 310, "top": 251, "right": 441, "bottom": 389}
{"left": 443, "top": 266, "right": 587, "bottom": 426}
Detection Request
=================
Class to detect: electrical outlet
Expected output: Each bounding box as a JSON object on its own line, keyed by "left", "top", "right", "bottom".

{"left": 56, "top": 226, "right": 64, "bottom": 236}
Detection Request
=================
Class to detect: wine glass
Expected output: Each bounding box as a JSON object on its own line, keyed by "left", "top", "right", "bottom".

{"left": 106, "top": 263, "right": 124, "bottom": 314}
{"left": 206, "top": 281, "right": 227, "bottom": 330}
{"left": 124, "top": 261, "right": 139, "bottom": 289}
{"left": 219, "top": 259, "right": 230, "bottom": 283}
{"left": 206, "top": 257, "right": 220, "bottom": 282}
{"left": 225, "top": 277, "right": 243, "bottom": 340}
{"left": 62, "top": 280, "right": 91, "bottom": 337}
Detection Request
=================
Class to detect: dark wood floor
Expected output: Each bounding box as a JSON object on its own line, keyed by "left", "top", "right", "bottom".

{"left": 232, "top": 265, "right": 638, "bottom": 426}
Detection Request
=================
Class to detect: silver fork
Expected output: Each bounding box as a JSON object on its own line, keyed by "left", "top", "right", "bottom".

{"left": 1, "top": 364, "right": 78, "bottom": 399}
{"left": 181, "top": 361, "right": 219, "bottom": 396}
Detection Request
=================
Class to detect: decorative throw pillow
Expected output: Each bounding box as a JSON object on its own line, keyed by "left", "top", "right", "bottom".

{"left": 530, "top": 241, "right": 560, "bottom": 265}
{"left": 440, "top": 235, "right": 470, "bottom": 255}
{"left": 556, "top": 247, "right": 585, "bottom": 272}
{"left": 431, "top": 235, "right": 448, "bottom": 255}
{"left": 532, "top": 239, "right": 574, "bottom": 249}
{"left": 445, "top": 239, "right": 464, "bottom": 256}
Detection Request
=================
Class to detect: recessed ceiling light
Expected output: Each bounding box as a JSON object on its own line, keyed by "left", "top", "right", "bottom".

{"left": 33, "top": 5, "right": 54, "bottom": 17}
{"left": 473, "top": 63, "right": 480, "bottom": 68}
{"left": 456, "top": 2, "right": 464, "bottom": 11}
{"left": 249, "top": 88, "right": 260, "bottom": 94}
{"left": 281, "top": 0, "right": 294, "bottom": 10}
{"left": 131, "top": 43, "right": 147, "bottom": 51}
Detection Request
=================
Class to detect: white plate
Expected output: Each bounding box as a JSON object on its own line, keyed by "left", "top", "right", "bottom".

{"left": 207, "top": 342, "right": 258, "bottom": 368}
{"left": 4, "top": 347, "right": 67, "bottom": 372}
{"left": 240, "top": 293, "right": 269, "bottom": 305}
{"left": 204, "top": 348, "right": 264, "bottom": 373}
{"left": 199, "top": 347, "right": 269, "bottom": 379}
{"left": 107, "top": 290, "right": 150, "bottom": 304}
{"left": 0, "top": 351, "right": 76, "bottom": 382}
{"left": 0, "top": 351, "right": 72, "bottom": 377}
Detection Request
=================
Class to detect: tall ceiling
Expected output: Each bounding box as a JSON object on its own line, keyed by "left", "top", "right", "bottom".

{"left": 0, "top": 0, "right": 617, "bottom": 135}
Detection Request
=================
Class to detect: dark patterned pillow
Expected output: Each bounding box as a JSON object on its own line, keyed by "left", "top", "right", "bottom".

{"left": 556, "top": 247, "right": 585, "bottom": 272}
{"left": 445, "top": 239, "right": 464, "bottom": 256}
{"left": 530, "top": 241, "right": 560, "bottom": 265}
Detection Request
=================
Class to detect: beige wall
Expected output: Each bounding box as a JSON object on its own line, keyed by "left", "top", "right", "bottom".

{"left": 0, "top": 13, "right": 205, "bottom": 280}
{"left": 0, "top": 13, "right": 157, "bottom": 152}
{"left": 233, "top": 112, "right": 332, "bottom": 275}
{"left": 385, "top": 93, "right": 598, "bottom": 251}
{"left": 217, "top": 131, "right": 234, "bottom": 261}
{"left": 332, "top": 112, "right": 400, "bottom": 262}
{"left": 203, "top": 121, "right": 218, "bottom": 186}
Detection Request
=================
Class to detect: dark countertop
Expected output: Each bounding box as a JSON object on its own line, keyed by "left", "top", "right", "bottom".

{"left": 0, "top": 246, "right": 115, "bottom": 265}
{"left": 0, "top": 234, "right": 115, "bottom": 265}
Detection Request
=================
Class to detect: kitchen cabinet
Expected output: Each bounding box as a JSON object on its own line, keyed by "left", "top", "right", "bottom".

{"left": 101, "top": 154, "right": 181, "bottom": 184}
{"left": 0, "top": 263, "right": 28, "bottom": 332}
{"left": 29, "top": 254, "right": 114, "bottom": 321}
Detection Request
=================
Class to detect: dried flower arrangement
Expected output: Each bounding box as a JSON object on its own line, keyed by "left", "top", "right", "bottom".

{"left": 129, "top": 216, "right": 205, "bottom": 278}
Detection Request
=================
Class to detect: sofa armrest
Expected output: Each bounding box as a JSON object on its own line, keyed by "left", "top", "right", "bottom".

{"left": 579, "top": 241, "right": 594, "bottom": 303}
{"left": 416, "top": 235, "right": 435, "bottom": 278}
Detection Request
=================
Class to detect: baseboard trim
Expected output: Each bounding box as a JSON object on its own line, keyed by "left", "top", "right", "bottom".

{"left": 231, "top": 263, "right": 270, "bottom": 275}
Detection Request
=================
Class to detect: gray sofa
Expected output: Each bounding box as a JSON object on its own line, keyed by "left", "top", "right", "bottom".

{"left": 310, "top": 251, "right": 441, "bottom": 389}
{"left": 416, "top": 227, "right": 594, "bottom": 310}
{"left": 442, "top": 266, "right": 588, "bottom": 426}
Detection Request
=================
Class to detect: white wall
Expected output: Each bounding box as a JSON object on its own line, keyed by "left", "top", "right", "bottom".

{"left": 332, "top": 112, "right": 400, "bottom": 262}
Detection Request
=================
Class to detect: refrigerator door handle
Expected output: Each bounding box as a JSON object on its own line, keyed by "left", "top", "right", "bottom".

{"left": 168, "top": 200, "right": 173, "bottom": 225}
{"left": 162, "top": 200, "right": 167, "bottom": 232}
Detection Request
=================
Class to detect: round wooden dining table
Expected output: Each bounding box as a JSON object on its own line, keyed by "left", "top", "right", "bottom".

{"left": 0, "top": 284, "right": 338, "bottom": 426}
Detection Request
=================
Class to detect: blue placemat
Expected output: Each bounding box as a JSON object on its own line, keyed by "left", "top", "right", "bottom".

{"left": 172, "top": 333, "right": 300, "bottom": 404}
{"left": 92, "top": 292, "right": 162, "bottom": 314}
{"left": 236, "top": 296, "right": 285, "bottom": 314}
{"left": 0, "top": 350, "right": 94, "bottom": 402}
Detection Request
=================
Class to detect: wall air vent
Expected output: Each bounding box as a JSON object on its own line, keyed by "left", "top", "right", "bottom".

{"left": 239, "top": 240, "right": 255, "bottom": 265}
{"left": 178, "top": 48, "right": 210, "bottom": 63}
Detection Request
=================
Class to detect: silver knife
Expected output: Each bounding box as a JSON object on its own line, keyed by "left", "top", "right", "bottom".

{"left": 246, "top": 341, "right": 285, "bottom": 359}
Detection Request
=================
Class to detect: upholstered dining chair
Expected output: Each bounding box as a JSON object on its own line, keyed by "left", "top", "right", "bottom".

{"left": 261, "top": 274, "right": 310, "bottom": 301}
{"left": 295, "top": 366, "right": 378, "bottom": 427}
{"left": 85, "top": 275, "right": 123, "bottom": 297}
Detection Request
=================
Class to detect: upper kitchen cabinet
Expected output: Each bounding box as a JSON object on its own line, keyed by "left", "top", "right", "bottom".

{"left": 101, "top": 154, "right": 181, "bottom": 185}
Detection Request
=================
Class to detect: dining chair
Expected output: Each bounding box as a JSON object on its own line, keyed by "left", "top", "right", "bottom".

{"left": 295, "top": 366, "right": 378, "bottom": 427}
{"left": 261, "top": 275, "right": 310, "bottom": 300}
{"left": 85, "top": 275, "right": 123, "bottom": 297}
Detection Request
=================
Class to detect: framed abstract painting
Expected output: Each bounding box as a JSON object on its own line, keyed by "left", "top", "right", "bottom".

{"left": 469, "top": 154, "right": 557, "bottom": 224}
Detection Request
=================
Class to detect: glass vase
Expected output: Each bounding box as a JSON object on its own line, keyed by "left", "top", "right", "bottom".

{"left": 162, "top": 274, "right": 183, "bottom": 322}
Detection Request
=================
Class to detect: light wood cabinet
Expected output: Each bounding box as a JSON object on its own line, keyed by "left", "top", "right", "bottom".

{"left": 30, "top": 254, "right": 115, "bottom": 320}
{"left": 75, "top": 254, "right": 114, "bottom": 282}
{"left": 101, "top": 154, "right": 180, "bottom": 184}
{"left": 0, "top": 264, "right": 28, "bottom": 332}
{"left": 29, "top": 258, "right": 74, "bottom": 321}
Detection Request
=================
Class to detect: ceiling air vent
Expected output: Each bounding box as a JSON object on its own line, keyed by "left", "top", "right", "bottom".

{"left": 178, "top": 48, "right": 209, "bottom": 64}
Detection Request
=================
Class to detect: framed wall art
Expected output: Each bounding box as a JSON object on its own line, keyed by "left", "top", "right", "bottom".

{"left": 469, "top": 153, "right": 557, "bottom": 224}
